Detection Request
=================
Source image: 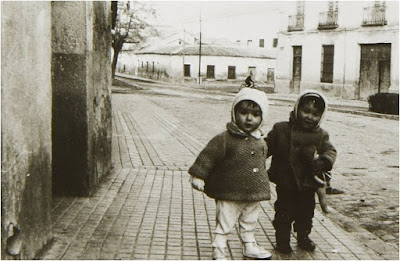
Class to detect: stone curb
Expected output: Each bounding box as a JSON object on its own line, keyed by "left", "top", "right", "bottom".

{"left": 115, "top": 74, "right": 399, "bottom": 121}
{"left": 269, "top": 98, "right": 399, "bottom": 121}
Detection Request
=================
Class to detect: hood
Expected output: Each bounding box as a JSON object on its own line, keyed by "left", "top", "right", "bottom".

{"left": 292, "top": 89, "right": 328, "bottom": 129}
{"left": 229, "top": 87, "right": 269, "bottom": 138}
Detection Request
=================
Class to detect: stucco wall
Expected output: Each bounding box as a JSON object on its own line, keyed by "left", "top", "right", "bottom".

{"left": 116, "top": 50, "right": 136, "bottom": 74}
{"left": 88, "top": 2, "right": 113, "bottom": 190}
{"left": 1, "top": 2, "right": 53, "bottom": 259}
{"left": 1, "top": 1, "right": 112, "bottom": 258}
{"left": 123, "top": 53, "right": 275, "bottom": 84}
{"left": 275, "top": 1, "right": 399, "bottom": 99}
{"left": 52, "top": 1, "right": 112, "bottom": 196}
{"left": 279, "top": 1, "right": 399, "bottom": 32}
{"left": 276, "top": 28, "right": 398, "bottom": 99}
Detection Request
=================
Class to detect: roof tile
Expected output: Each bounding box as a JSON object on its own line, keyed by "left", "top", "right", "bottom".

{"left": 135, "top": 45, "right": 276, "bottom": 59}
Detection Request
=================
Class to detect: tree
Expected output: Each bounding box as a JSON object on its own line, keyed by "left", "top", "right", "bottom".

{"left": 111, "top": 1, "right": 158, "bottom": 78}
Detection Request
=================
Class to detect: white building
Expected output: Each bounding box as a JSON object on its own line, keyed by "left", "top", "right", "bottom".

{"left": 275, "top": 1, "right": 399, "bottom": 100}
{"left": 118, "top": 44, "right": 276, "bottom": 86}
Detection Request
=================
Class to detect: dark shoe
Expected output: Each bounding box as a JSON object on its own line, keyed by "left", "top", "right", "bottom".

{"left": 297, "top": 236, "right": 316, "bottom": 251}
{"left": 275, "top": 243, "right": 292, "bottom": 254}
{"left": 326, "top": 187, "right": 344, "bottom": 195}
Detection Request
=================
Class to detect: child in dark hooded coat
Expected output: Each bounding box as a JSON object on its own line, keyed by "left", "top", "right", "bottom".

{"left": 265, "top": 90, "right": 337, "bottom": 254}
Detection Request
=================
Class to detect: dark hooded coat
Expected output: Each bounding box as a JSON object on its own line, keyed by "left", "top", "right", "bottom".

{"left": 265, "top": 90, "right": 337, "bottom": 191}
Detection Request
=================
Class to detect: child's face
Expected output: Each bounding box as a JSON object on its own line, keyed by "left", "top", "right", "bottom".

{"left": 234, "top": 101, "right": 262, "bottom": 134}
{"left": 298, "top": 101, "right": 322, "bottom": 130}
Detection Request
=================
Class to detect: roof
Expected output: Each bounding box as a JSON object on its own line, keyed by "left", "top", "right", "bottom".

{"left": 135, "top": 45, "right": 276, "bottom": 59}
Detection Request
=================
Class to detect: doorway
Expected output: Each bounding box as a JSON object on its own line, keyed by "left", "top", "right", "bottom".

{"left": 267, "top": 68, "right": 275, "bottom": 84}
{"left": 292, "top": 46, "right": 302, "bottom": 93}
{"left": 359, "top": 43, "right": 391, "bottom": 99}
{"left": 248, "top": 67, "right": 256, "bottom": 78}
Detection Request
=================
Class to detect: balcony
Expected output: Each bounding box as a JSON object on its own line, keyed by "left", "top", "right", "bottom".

{"left": 288, "top": 14, "right": 304, "bottom": 31}
{"left": 362, "top": 6, "right": 387, "bottom": 26}
{"left": 318, "top": 11, "right": 338, "bottom": 30}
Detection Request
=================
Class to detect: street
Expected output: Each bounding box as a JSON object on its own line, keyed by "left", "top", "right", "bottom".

{"left": 40, "top": 79, "right": 398, "bottom": 260}
{"left": 114, "top": 78, "right": 399, "bottom": 256}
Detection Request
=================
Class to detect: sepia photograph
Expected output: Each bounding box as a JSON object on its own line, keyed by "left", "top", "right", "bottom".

{"left": 1, "top": 0, "right": 399, "bottom": 260}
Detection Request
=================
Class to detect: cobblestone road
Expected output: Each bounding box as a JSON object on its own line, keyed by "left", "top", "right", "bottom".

{"left": 39, "top": 90, "right": 398, "bottom": 260}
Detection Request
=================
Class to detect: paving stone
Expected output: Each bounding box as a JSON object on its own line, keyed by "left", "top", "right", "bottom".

{"left": 37, "top": 93, "right": 391, "bottom": 260}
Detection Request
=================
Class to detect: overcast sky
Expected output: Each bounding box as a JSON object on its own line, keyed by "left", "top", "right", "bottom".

{"left": 146, "top": 1, "right": 294, "bottom": 41}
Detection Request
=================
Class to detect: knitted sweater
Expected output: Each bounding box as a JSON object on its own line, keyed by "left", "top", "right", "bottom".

{"left": 189, "top": 130, "right": 271, "bottom": 201}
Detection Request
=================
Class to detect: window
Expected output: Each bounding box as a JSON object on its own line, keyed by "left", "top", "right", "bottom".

{"left": 297, "top": 0, "right": 305, "bottom": 15}
{"left": 184, "top": 64, "right": 191, "bottom": 77}
{"left": 318, "top": 1, "right": 339, "bottom": 30}
{"left": 228, "top": 66, "right": 236, "bottom": 79}
{"left": 321, "top": 45, "right": 334, "bottom": 83}
{"left": 375, "top": 1, "right": 386, "bottom": 7}
{"left": 259, "top": 39, "right": 264, "bottom": 48}
{"left": 362, "top": 1, "right": 387, "bottom": 26}
{"left": 207, "top": 65, "right": 215, "bottom": 78}
{"left": 247, "top": 40, "right": 253, "bottom": 46}
{"left": 288, "top": 0, "right": 305, "bottom": 31}
{"left": 292, "top": 46, "right": 302, "bottom": 81}
{"left": 152, "top": 61, "right": 155, "bottom": 73}
{"left": 273, "top": 38, "right": 278, "bottom": 48}
{"left": 248, "top": 66, "right": 256, "bottom": 78}
{"left": 328, "top": 1, "right": 335, "bottom": 11}
{"left": 267, "top": 68, "right": 275, "bottom": 83}
{"left": 146, "top": 61, "right": 149, "bottom": 72}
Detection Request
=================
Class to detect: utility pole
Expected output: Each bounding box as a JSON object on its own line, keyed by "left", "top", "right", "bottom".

{"left": 198, "top": 9, "right": 202, "bottom": 84}
{"left": 183, "top": 29, "right": 186, "bottom": 81}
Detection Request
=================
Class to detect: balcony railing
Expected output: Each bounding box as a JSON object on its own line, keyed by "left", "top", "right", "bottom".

{"left": 318, "top": 11, "right": 338, "bottom": 30}
{"left": 362, "top": 6, "right": 387, "bottom": 26}
{"left": 288, "top": 14, "right": 304, "bottom": 31}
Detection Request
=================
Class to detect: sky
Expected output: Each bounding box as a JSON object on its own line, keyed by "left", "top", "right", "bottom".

{"left": 145, "top": 1, "right": 295, "bottom": 42}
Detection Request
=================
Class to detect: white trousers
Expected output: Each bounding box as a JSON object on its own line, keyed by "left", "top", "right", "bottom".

{"left": 212, "top": 200, "right": 261, "bottom": 248}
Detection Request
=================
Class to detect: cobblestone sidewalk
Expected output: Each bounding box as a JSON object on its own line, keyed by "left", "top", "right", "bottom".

{"left": 39, "top": 94, "right": 378, "bottom": 260}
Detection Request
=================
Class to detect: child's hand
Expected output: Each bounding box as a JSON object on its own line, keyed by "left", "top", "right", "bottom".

{"left": 312, "top": 159, "right": 326, "bottom": 172}
{"left": 190, "top": 176, "right": 205, "bottom": 191}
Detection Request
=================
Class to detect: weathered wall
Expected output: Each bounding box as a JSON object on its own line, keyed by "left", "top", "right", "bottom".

{"left": 1, "top": 1, "right": 112, "bottom": 258}
{"left": 1, "top": 2, "right": 53, "bottom": 259}
{"left": 129, "top": 53, "right": 275, "bottom": 83}
{"left": 88, "top": 2, "right": 113, "bottom": 191}
{"left": 275, "top": 1, "right": 399, "bottom": 99}
{"left": 276, "top": 28, "right": 398, "bottom": 99}
{"left": 52, "top": 1, "right": 112, "bottom": 196}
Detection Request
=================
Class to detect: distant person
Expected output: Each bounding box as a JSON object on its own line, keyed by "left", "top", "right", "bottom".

{"left": 245, "top": 74, "right": 254, "bottom": 87}
{"left": 189, "top": 88, "right": 272, "bottom": 260}
{"left": 265, "top": 90, "right": 337, "bottom": 254}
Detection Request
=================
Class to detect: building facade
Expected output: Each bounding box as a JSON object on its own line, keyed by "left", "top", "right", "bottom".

{"left": 275, "top": 1, "right": 399, "bottom": 100}
{"left": 118, "top": 45, "right": 276, "bottom": 86}
{"left": 1, "top": 1, "right": 112, "bottom": 259}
